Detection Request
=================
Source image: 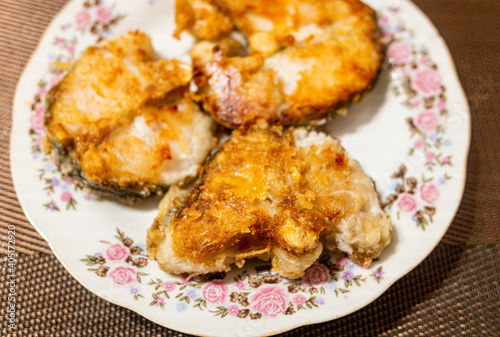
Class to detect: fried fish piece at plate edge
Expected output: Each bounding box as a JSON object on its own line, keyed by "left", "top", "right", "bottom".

{"left": 44, "top": 32, "right": 215, "bottom": 203}
{"left": 44, "top": 31, "right": 216, "bottom": 203}
{"left": 177, "top": 0, "right": 385, "bottom": 129}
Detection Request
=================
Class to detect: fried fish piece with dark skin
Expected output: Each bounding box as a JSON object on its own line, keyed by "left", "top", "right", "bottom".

{"left": 44, "top": 32, "right": 215, "bottom": 203}
{"left": 176, "top": 0, "right": 384, "bottom": 128}
{"left": 148, "top": 125, "right": 392, "bottom": 278}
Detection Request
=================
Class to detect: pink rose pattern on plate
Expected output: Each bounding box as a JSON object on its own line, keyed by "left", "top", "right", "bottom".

{"left": 83, "top": 229, "right": 386, "bottom": 319}
{"left": 75, "top": 9, "right": 92, "bottom": 28}
{"left": 91, "top": 229, "right": 394, "bottom": 320}
{"left": 108, "top": 265, "right": 138, "bottom": 286}
{"left": 420, "top": 184, "right": 440, "bottom": 204}
{"left": 201, "top": 282, "right": 231, "bottom": 305}
{"left": 413, "top": 68, "right": 442, "bottom": 96}
{"left": 397, "top": 194, "right": 417, "bottom": 213}
{"left": 28, "top": 0, "right": 125, "bottom": 211}
{"left": 144, "top": 255, "right": 382, "bottom": 319}
{"left": 80, "top": 228, "right": 149, "bottom": 300}
{"left": 416, "top": 112, "right": 440, "bottom": 131}
{"left": 301, "top": 263, "right": 331, "bottom": 287}
{"left": 387, "top": 40, "right": 412, "bottom": 64}
{"left": 249, "top": 285, "right": 288, "bottom": 317}
{"left": 379, "top": 6, "right": 453, "bottom": 230}
{"left": 96, "top": 6, "right": 113, "bottom": 24}
{"left": 105, "top": 243, "right": 130, "bottom": 262}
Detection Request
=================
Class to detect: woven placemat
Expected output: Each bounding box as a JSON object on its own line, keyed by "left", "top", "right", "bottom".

{"left": 1, "top": 0, "right": 499, "bottom": 336}
{"left": 0, "top": 0, "right": 64, "bottom": 255}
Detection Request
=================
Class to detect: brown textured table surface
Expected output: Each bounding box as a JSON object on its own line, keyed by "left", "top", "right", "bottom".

{"left": 1, "top": 0, "right": 499, "bottom": 336}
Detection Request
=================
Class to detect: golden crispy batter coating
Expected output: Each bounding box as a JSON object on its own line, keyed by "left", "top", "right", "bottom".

{"left": 44, "top": 32, "right": 214, "bottom": 201}
{"left": 46, "top": 32, "right": 192, "bottom": 146}
{"left": 177, "top": 0, "right": 383, "bottom": 128}
{"left": 172, "top": 127, "right": 326, "bottom": 260}
{"left": 148, "top": 126, "right": 392, "bottom": 278}
{"left": 75, "top": 101, "right": 201, "bottom": 186}
{"left": 174, "top": 0, "right": 234, "bottom": 40}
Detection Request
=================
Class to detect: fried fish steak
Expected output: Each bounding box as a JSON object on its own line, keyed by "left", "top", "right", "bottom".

{"left": 148, "top": 125, "right": 392, "bottom": 278}
{"left": 176, "top": 0, "right": 384, "bottom": 128}
{"left": 44, "top": 31, "right": 215, "bottom": 203}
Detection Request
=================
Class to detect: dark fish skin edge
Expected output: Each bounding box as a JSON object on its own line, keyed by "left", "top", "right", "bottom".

{"left": 48, "top": 138, "right": 167, "bottom": 204}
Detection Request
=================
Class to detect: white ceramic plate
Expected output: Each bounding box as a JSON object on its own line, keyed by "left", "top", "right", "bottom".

{"left": 11, "top": 0, "right": 470, "bottom": 336}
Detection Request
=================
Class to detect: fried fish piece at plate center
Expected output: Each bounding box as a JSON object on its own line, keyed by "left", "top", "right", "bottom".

{"left": 44, "top": 32, "right": 215, "bottom": 203}
{"left": 177, "top": 0, "right": 384, "bottom": 128}
{"left": 148, "top": 125, "right": 392, "bottom": 278}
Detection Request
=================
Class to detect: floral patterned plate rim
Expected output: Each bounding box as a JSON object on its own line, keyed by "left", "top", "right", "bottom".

{"left": 10, "top": 0, "right": 470, "bottom": 336}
